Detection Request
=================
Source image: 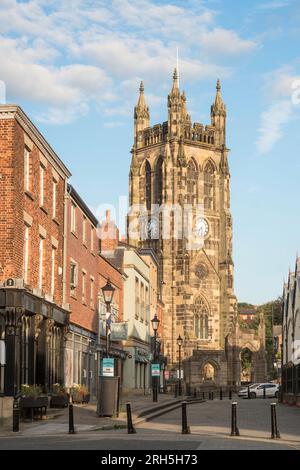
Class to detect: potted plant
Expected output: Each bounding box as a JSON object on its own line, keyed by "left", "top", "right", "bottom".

{"left": 50, "top": 383, "right": 69, "bottom": 408}
{"left": 20, "top": 385, "right": 48, "bottom": 420}
{"left": 71, "top": 384, "right": 90, "bottom": 404}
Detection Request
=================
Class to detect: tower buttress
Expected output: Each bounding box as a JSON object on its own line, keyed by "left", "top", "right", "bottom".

{"left": 168, "top": 68, "right": 182, "bottom": 139}
{"left": 211, "top": 79, "right": 226, "bottom": 146}
{"left": 134, "top": 81, "right": 150, "bottom": 148}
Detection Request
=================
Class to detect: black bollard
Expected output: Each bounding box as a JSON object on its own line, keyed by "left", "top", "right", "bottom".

{"left": 126, "top": 403, "right": 136, "bottom": 434}
{"left": 13, "top": 397, "right": 20, "bottom": 433}
{"left": 68, "top": 403, "right": 75, "bottom": 434}
{"left": 220, "top": 388, "right": 223, "bottom": 400}
{"left": 247, "top": 386, "right": 251, "bottom": 399}
{"left": 229, "top": 388, "right": 232, "bottom": 400}
{"left": 230, "top": 402, "right": 240, "bottom": 437}
{"left": 211, "top": 391, "right": 214, "bottom": 401}
{"left": 181, "top": 401, "right": 191, "bottom": 435}
{"left": 202, "top": 391, "right": 205, "bottom": 400}
{"left": 270, "top": 403, "right": 280, "bottom": 439}
{"left": 263, "top": 387, "right": 266, "bottom": 399}
{"left": 193, "top": 388, "right": 197, "bottom": 398}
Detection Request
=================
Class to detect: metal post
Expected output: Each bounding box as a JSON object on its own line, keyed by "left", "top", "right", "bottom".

{"left": 178, "top": 343, "right": 182, "bottom": 396}
{"left": 126, "top": 402, "right": 136, "bottom": 434}
{"left": 68, "top": 403, "right": 75, "bottom": 434}
{"left": 220, "top": 388, "right": 223, "bottom": 400}
{"left": 263, "top": 386, "right": 266, "bottom": 399}
{"left": 270, "top": 403, "right": 280, "bottom": 439}
{"left": 211, "top": 391, "right": 214, "bottom": 400}
{"left": 106, "top": 303, "right": 111, "bottom": 357}
{"left": 193, "top": 388, "right": 197, "bottom": 398}
{"left": 247, "top": 386, "right": 251, "bottom": 399}
{"left": 13, "top": 397, "right": 20, "bottom": 433}
{"left": 181, "top": 401, "right": 190, "bottom": 434}
{"left": 152, "top": 329, "right": 158, "bottom": 403}
{"left": 229, "top": 388, "right": 232, "bottom": 400}
{"left": 230, "top": 402, "right": 240, "bottom": 437}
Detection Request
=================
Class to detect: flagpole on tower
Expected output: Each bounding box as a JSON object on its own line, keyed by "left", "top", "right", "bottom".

{"left": 177, "top": 46, "right": 179, "bottom": 87}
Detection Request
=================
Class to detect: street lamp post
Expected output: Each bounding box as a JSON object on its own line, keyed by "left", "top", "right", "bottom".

{"left": 101, "top": 279, "right": 115, "bottom": 357}
{"left": 151, "top": 313, "right": 160, "bottom": 403}
{"left": 177, "top": 335, "right": 183, "bottom": 396}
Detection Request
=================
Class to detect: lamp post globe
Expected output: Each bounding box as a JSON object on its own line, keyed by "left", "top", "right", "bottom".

{"left": 101, "top": 278, "right": 115, "bottom": 305}
{"left": 101, "top": 279, "right": 115, "bottom": 357}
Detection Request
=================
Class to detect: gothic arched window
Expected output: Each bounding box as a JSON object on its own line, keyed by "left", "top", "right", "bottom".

{"left": 204, "top": 161, "right": 215, "bottom": 210}
{"left": 194, "top": 297, "right": 209, "bottom": 339}
{"left": 129, "top": 171, "right": 134, "bottom": 206}
{"left": 155, "top": 157, "right": 163, "bottom": 206}
{"left": 145, "top": 161, "right": 151, "bottom": 211}
{"left": 187, "top": 159, "right": 197, "bottom": 204}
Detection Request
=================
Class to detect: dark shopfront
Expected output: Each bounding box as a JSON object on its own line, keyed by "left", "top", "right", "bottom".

{"left": 0, "top": 288, "right": 69, "bottom": 397}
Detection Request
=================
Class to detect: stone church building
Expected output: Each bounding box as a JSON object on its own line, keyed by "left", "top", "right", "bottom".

{"left": 127, "top": 70, "right": 267, "bottom": 388}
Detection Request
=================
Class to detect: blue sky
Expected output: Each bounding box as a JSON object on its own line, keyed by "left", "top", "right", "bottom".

{"left": 0, "top": 0, "right": 300, "bottom": 304}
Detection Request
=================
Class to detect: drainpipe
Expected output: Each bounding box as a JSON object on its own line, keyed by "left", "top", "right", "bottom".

{"left": 62, "top": 180, "right": 69, "bottom": 307}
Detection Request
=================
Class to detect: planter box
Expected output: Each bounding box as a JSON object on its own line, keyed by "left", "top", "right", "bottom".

{"left": 50, "top": 395, "right": 69, "bottom": 408}
{"left": 20, "top": 396, "right": 48, "bottom": 421}
{"left": 72, "top": 393, "right": 90, "bottom": 404}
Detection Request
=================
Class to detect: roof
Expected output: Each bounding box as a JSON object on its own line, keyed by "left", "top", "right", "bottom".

{"left": 0, "top": 104, "right": 71, "bottom": 178}
{"left": 67, "top": 184, "right": 98, "bottom": 227}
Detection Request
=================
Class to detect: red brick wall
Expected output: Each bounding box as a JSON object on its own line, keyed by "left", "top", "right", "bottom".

{"left": 0, "top": 114, "right": 66, "bottom": 307}
{"left": 0, "top": 118, "right": 18, "bottom": 279}
{"left": 66, "top": 196, "right": 123, "bottom": 334}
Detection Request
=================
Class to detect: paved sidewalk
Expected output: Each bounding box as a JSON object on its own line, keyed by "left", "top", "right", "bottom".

{"left": 0, "top": 392, "right": 177, "bottom": 437}
{"left": 142, "top": 398, "right": 300, "bottom": 446}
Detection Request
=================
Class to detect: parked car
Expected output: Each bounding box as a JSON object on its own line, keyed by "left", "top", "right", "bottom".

{"left": 238, "top": 383, "right": 279, "bottom": 399}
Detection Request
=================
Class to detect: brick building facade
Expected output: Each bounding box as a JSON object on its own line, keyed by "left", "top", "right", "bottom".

{"left": 0, "top": 105, "right": 70, "bottom": 397}
{"left": 0, "top": 106, "right": 126, "bottom": 402}
{"left": 64, "top": 185, "right": 125, "bottom": 399}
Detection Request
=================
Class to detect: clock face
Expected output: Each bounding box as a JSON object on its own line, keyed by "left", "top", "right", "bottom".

{"left": 195, "top": 217, "right": 209, "bottom": 238}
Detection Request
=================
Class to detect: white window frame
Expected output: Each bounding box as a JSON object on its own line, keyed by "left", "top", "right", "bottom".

{"left": 38, "top": 236, "right": 44, "bottom": 289}
{"left": 24, "top": 224, "right": 30, "bottom": 283}
{"left": 40, "top": 164, "right": 45, "bottom": 207}
{"left": 83, "top": 217, "right": 86, "bottom": 244}
{"left": 70, "top": 260, "right": 78, "bottom": 295}
{"left": 91, "top": 226, "right": 94, "bottom": 252}
{"left": 71, "top": 203, "right": 77, "bottom": 233}
{"left": 52, "top": 179, "right": 57, "bottom": 219}
{"left": 82, "top": 270, "right": 86, "bottom": 304}
{"left": 24, "top": 148, "right": 30, "bottom": 192}
{"left": 51, "top": 246, "right": 56, "bottom": 296}
{"left": 90, "top": 277, "right": 94, "bottom": 308}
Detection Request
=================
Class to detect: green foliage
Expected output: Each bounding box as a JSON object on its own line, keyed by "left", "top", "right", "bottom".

{"left": 239, "top": 296, "right": 283, "bottom": 380}
{"left": 21, "top": 384, "right": 42, "bottom": 397}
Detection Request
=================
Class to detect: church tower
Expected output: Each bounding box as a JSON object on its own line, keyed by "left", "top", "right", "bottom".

{"left": 128, "top": 71, "right": 237, "bottom": 386}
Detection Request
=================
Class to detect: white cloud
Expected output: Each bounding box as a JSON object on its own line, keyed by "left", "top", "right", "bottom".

{"left": 0, "top": 0, "right": 257, "bottom": 124}
{"left": 256, "top": 100, "right": 293, "bottom": 154}
{"left": 258, "top": 0, "right": 292, "bottom": 10}
{"left": 200, "top": 28, "right": 257, "bottom": 56}
{"left": 268, "top": 67, "right": 300, "bottom": 98}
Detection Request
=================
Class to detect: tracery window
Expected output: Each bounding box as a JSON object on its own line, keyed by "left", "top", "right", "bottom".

{"left": 194, "top": 297, "right": 209, "bottom": 339}
{"left": 204, "top": 161, "right": 215, "bottom": 210}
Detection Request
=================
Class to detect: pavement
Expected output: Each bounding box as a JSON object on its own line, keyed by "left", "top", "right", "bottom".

{"left": 0, "top": 391, "right": 180, "bottom": 436}
{"left": 1, "top": 395, "right": 300, "bottom": 450}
